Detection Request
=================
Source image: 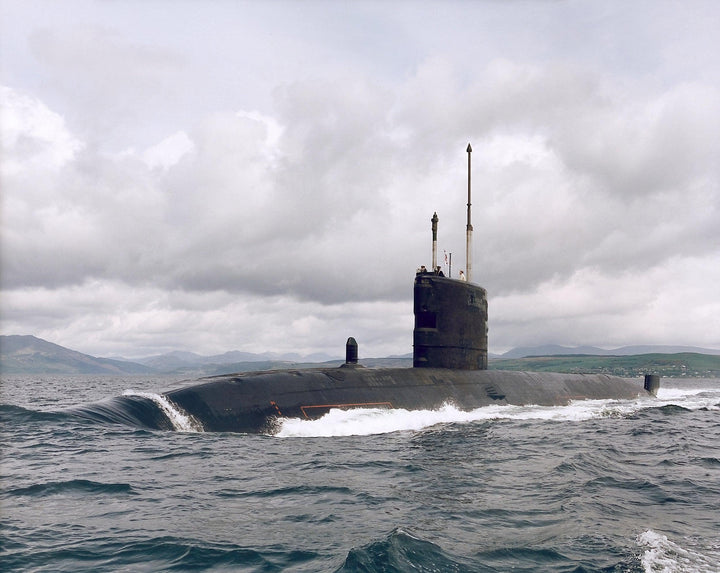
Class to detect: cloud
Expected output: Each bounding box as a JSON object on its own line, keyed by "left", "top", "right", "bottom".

{"left": 2, "top": 2, "right": 719, "bottom": 357}
{"left": 141, "top": 131, "right": 194, "bottom": 170}
{"left": 490, "top": 251, "right": 720, "bottom": 350}
{"left": 26, "top": 24, "right": 187, "bottom": 146}
{"left": 0, "top": 86, "right": 83, "bottom": 175}
{"left": 3, "top": 60, "right": 719, "bottom": 297}
{"left": 0, "top": 281, "right": 412, "bottom": 358}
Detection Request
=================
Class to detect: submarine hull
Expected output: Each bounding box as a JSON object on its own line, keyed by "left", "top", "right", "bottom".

{"left": 135, "top": 274, "right": 655, "bottom": 434}
{"left": 163, "top": 368, "right": 650, "bottom": 433}
{"left": 64, "top": 157, "right": 661, "bottom": 435}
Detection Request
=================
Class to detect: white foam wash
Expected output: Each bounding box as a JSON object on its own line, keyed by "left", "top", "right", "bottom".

{"left": 123, "top": 390, "right": 204, "bottom": 432}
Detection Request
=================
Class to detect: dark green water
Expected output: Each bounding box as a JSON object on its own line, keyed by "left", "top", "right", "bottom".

{"left": 2, "top": 375, "right": 719, "bottom": 572}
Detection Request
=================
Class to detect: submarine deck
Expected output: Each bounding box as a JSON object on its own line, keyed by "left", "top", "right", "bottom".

{"left": 164, "top": 367, "right": 649, "bottom": 433}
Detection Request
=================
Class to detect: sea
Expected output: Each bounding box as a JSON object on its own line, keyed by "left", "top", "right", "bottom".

{"left": 1, "top": 374, "right": 719, "bottom": 572}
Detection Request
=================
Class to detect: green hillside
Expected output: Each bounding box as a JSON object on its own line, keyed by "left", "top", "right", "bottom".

{"left": 489, "top": 352, "right": 720, "bottom": 378}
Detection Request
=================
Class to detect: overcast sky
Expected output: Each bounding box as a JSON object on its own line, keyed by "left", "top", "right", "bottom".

{"left": 1, "top": 0, "right": 719, "bottom": 359}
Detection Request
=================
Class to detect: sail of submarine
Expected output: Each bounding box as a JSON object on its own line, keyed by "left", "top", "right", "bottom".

{"left": 155, "top": 144, "right": 660, "bottom": 433}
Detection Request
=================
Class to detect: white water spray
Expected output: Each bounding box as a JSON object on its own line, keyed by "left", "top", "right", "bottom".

{"left": 275, "top": 383, "right": 720, "bottom": 438}
{"left": 637, "top": 529, "right": 720, "bottom": 573}
{"left": 123, "top": 390, "right": 204, "bottom": 432}
{"left": 275, "top": 401, "right": 632, "bottom": 438}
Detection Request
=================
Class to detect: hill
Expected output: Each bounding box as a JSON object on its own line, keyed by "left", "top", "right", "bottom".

{"left": 129, "top": 349, "right": 339, "bottom": 372}
{"left": 489, "top": 353, "right": 720, "bottom": 378}
{"left": 0, "top": 335, "right": 154, "bottom": 375}
{"left": 0, "top": 335, "right": 404, "bottom": 376}
{"left": 2, "top": 335, "right": 719, "bottom": 377}
{"left": 502, "top": 344, "right": 720, "bottom": 358}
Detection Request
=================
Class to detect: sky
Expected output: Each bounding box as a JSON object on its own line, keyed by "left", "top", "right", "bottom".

{"left": 1, "top": 0, "right": 719, "bottom": 359}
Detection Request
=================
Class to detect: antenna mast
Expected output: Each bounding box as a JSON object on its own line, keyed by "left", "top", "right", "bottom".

{"left": 466, "top": 143, "right": 473, "bottom": 282}
{"left": 431, "top": 212, "right": 439, "bottom": 271}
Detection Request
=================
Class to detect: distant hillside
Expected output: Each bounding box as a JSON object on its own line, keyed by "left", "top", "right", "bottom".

{"left": 489, "top": 353, "right": 720, "bottom": 378}
{"left": 3, "top": 335, "right": 719, "bottom": 377}
{"left": 130, "top": 349, "right": 340, "bottom": 372}
{"left": 0, "top": 335, "right": 154, "bottom": 375}
{"left": 0, "top": 335, "right": 397, "bottom": 376}
{"left": 502, "top": 344, "right": 720, "bottom": 358}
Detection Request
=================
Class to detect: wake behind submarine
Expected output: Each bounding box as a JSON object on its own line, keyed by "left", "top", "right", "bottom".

{"left": 70, "top": 144, "right": 659, "bottom": 433}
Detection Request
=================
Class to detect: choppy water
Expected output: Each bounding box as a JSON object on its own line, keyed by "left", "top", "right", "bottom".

{"left": 1, "top": 374, "right": 719, "bottom": 572}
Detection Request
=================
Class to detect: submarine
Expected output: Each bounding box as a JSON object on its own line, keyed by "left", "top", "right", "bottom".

{"left": 69, "top": 144, "right": 659, "bottom": 433}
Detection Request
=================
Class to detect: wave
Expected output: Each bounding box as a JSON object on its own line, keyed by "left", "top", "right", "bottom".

{"left": 0, "top": 535, "right": 318, "bottom": 572}
{"left": 63, "top": 392, "right": 203, "bottom": 432}
{"left": 637, "top": 529, "right": 720, "bottom": 573}
{"left": 337, "top": 528, "right": 720, "bottom": 573}
{"left": 336, "top": 528, "right": 643, "bottom": 572}
{"left": 0, "top": 404, "right": 70, "bottom": 425}
{"left": 656, "top": 386, "right": 720, "bottom": 410}
{"left": 6, "top": 479, "right": 136, "bottom": 498}
{"left": 3, "top": 392, "right": 202, "bottom": 432}
{"left": 277, "top": 385, "right": 720, "bottom": 437}
{"left": 121, "top": 390, "right": 204, "bottom": 432}
{"left": 336, "top": 527, "right": 483, "bottom": 572}
{"left": 62, "top": 395, "right": 172, "bottom": 430}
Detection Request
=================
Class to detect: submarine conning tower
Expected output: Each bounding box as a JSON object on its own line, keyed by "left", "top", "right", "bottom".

{"left": 413, "top": 273, "right": 488, "bottom": 369}
{"left": 413, "top": 142, "right": 488, "bottom": 370}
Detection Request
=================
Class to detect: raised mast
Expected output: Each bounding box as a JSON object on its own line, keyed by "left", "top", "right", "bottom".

{"left": 431, "top": 211, "right": 439, "bottom": 271}
{"left": 466, "top": 143, "right": 473, "bottom": 283}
